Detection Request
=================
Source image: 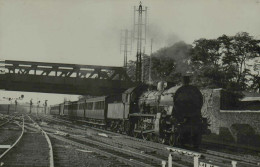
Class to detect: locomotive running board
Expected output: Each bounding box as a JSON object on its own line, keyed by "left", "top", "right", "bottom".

{"left": 129, "top": 113, "right": 156, "bottom": 117}
{"left": 134, "top": 129, "right": 154, "bottom": 134}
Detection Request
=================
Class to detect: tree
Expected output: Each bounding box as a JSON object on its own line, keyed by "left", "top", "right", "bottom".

{"left": 191, "top": 32, "right": 260, "bottom": 91}
{"left": 191, "top": 38, "right": 223, "bottom": 87}
{"left": 191, "top": 39, "right": 221, "bottom": 67}
{"left": 223, "top": 32, "right": 260, "bottom": 89}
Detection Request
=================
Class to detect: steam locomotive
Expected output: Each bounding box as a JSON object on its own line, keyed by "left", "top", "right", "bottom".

{"left": 50, "top": 77, "right": 210, "bottom": 147}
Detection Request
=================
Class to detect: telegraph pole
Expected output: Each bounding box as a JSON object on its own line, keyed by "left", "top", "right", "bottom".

{"left": 120, "top": 29, "right": 132, "bottom": 68}
{"left": 3, "top": 95, "right": 24, "bottom": 114}
{"left": 133, "top": 2, "right": 147, "bottom": 82}
{"left": 149, "top": 38, "right": 153, "bottom": 84}
{"left": 142, "top": 47, "right": 145, "bottom": 82}
{"left": 44, "top": 100, "right": 48, "bottom": 115}
{"left": 30, "top": 99, "right": 33, "bottom": 114}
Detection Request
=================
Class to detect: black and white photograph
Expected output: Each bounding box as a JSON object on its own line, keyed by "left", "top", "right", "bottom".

{"left": 0, "top": 0, "right": 260, "bottom": 166}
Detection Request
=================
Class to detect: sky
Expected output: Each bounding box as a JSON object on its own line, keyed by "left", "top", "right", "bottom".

{"left": 0, "top": 0, "right": 260, "bottom": 105}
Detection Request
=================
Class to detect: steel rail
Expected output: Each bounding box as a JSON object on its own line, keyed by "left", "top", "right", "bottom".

{"left": 27, "top": 115, "right": 54, "bottom": 167}
{"left": 0, "top": 114, "right": 8, "bottom": 120}
{"left": 45, "top": 115, "right": 260, "bottom": 167}
{"left": 38, "top": 115, "right": 191, "bottom": 166}
{"left": 201, "top": 150, "right": 260, "bottom": 167}
{"left": 76, "top": 119, "right": 260, "bottom": 167}
{"left": 49, "top": 133, "right": 156, "bottom": 167}
{"left": 38, "top": 124, "right": 187, "bottom": 167}
{"left": 0, "top": 115, "right": 24, "bottom": 159}
{"left": 0, "top": 115, "right": 17, "bottom": 127}
{"left": 42, "top": 114, "right": 166, "bottom": 150}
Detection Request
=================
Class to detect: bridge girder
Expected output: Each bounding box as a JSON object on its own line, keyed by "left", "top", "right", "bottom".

{"left": 0, "top": 60, "right": 136, "bottom": 96}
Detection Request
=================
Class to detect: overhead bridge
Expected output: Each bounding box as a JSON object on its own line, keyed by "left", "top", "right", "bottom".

{"left": 0, "top": 60, "right": 135, "bottom": 96}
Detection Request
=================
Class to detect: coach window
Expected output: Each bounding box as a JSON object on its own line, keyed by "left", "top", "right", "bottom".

{"left": 101, "top": 101, "right": 104, "bottom": 109}
{"left": 95, "top": 101, "right": 104, "bottom": 110}
{"left": 99, "top": 101, "right": 104, "bottom": 109}
{"left": 86, "top": 102, "right": 93, "bottom": 110}
{"left": 94, "top": 102, "right": 99, "bottom": 110}
{"left": 81, "top": 103, "right": 84, "bottom": 110}
{"left": 90, "top": 103, "right": 93, "bottom": 110}
{"left": 79, "top": 103, "right": 83, "bottom": 110}
{"left": 79, "top": 104, "right": 81, "bottom": 110}
{"left": 73, "top": 104, "right": 77, "bottom": 110}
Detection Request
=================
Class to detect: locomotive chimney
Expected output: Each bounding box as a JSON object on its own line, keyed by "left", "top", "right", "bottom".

{"left": 182, "top": 76, "right": 190, "bottom": 85}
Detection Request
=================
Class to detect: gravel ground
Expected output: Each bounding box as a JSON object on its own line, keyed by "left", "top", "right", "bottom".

{"left": 0, "top": 129, "right": 21, "bottom": 145}
{"left": 1, "top": 131, "right": 49, "bottom": 167}
{"left": 51, "top": 137, "right": 126, "bottom": 167}
{"left": 0, "top": 123, "right": 21, "bottom": 147}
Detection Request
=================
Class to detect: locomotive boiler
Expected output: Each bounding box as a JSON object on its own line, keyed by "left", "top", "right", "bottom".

{"left": 127, "top": 77, "right": 209, "bottom": 147}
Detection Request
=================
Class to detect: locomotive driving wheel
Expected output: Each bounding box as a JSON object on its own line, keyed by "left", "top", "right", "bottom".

{"left": 192, "top": 134, "right": 202, "bottom": 149}
{"left": 147, "top": 133, "right": 152, "bottom": 141}
{"left": 151, "top": 134, "right": 158, "bottom": 142}
{"left": 169, "top": 134, "right": 177, "bottom": 146}
{"left": 142, "top": 133, "right": 152, "bottom": 141}
{"left": 124, "top": 121, "right": 131, "bottom": 135}
{"left": 158, "top": 137, "right": 166, "bottom": 144}
{"left": 134, "top": 132, "right": 140, "bottom": 138}
{"left": 142, "top": 133, "right": 148, "bottom": 140}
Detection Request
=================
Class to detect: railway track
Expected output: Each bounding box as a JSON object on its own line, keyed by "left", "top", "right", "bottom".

{"left": 50, "top": 136, "right": 128, "bottom": 167}
{"left": 50, "top": 133, "right": 162, "bottom": 167}
{"left": 0, "top": 116, "right": 23, "bottom": 157}
{"left": 200, "top": 149, "right": 260, "bottom": 167}
{"left": 202, "top": 138, "right": 260, "bottom": 157}
{"left": 36, "top": 113, "right": 260, "bottom": 167}
{"left": 31, "top": 114, "right": 187, "bottom": 167}
{"left": 0, "top": 115, "right": 54, "bottom": 167}
{"left": 27, "top": 114, "right": 137, "bottom": 167}
{"left": 0, "top": 114, "right": 17, "bottom": 127}
{"left": 0, "top": 124, "right": 22, "bottom": 151}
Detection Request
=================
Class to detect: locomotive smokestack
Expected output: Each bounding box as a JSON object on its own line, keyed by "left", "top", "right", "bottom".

{"left": 182, "top": 76, "right": 190, "bottom": 85}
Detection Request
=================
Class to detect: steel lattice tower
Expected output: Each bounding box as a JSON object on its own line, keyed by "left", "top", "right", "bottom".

{"left": 133, "top": 2, "right": 147, "bottom": 82}
{"left": 120, "top": 29, "right": 132, "bottom": 68}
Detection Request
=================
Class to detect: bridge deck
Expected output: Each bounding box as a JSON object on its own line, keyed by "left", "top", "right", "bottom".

{"left": 0, "top": 60, "right": 135, "bottom": 95}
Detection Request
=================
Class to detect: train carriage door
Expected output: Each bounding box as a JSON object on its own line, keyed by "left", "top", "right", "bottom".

{"left": 122, "top": 93, "right": 130, "bottom": 117}
{"left": 74, "top": 102, "right": 78, "bottom": 117}
{"left": 62, "top": 103, "right": 64, "bottom": 116}
{"left": 101, "top": 100, "right": 106, "bottom": 120}
{"left": 84, "top": 100, "right": 86, "bottom": 118}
